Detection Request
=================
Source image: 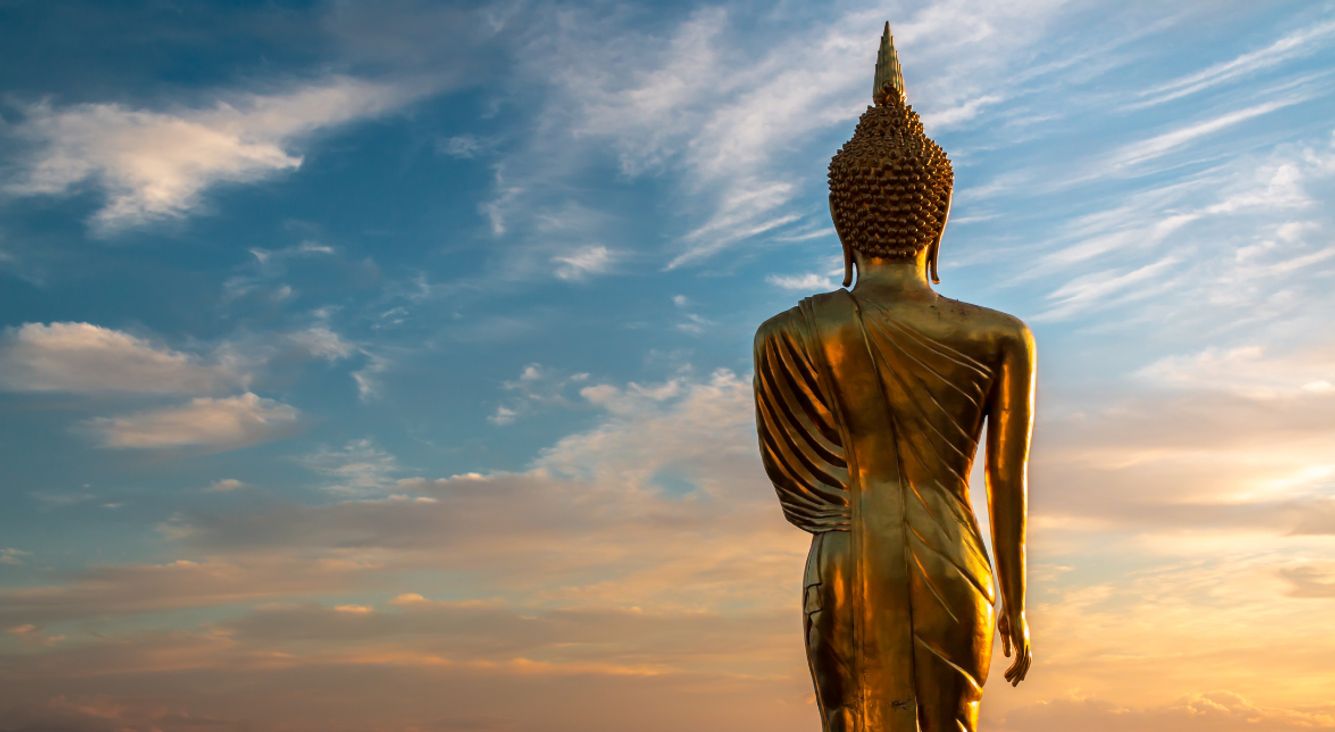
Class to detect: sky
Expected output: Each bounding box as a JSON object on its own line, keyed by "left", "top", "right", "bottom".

{"left": 0, "top": 0, "right": 1333, "bottom": 730}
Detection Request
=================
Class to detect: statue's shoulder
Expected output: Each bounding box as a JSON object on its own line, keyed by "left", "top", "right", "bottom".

{"left": 755, "top": 304, "right": 801, "bottom": 343}
{"left": 937, "top": 295, "right": 1034, "bottom": 349}
{"left": 754, "top": 289, "right": 853, "bottom": 348}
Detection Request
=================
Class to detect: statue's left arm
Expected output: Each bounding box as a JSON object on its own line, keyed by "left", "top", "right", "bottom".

{"left": 984, "top": 319, "right": 1036, "bottom": 686}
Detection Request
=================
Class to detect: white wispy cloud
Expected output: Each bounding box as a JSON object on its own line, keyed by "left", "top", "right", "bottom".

{"left": 1035, "top": 256, "right": 1178, "bottom": 321}
{"left": 552, "top": 244, "right": 617, "bottom": 281}
{"left": 351, "top": 350, "right": 393, "bottom": 403}
{"left": 205, "top": 478, "right": 248, "bottom": 493}
{"left": 1023, "top": 133, "right": 1335, "bottom": 326}
{"left": 674, "top": 313, "right": 713, "bottom": 335}
{"left": 302, "top": 438, "right": 401, "bottom": 495}
{"left": 0, "top": 322, "right": 243, "bottom": 395}
{"left": 488, "top": 363, "right": 591, "bottom": 425}
{"left": 248, "top": 241, "right": 336, "bottom": 266}
{"left": 29, "top": 490, "right": 97, "bottom": 509}
{"left": 0, "top": 548, "right": 31, "bottom": 566}
{"left": 6, "top": 76, "right": 428, "bottom": 232}
{"left": 435, "top": 133, "right": 496, "bottom": 159}
{"left": 488, "top": 405, "right": 519, "bottom": 426}
{"left": 766, "top": 272, "right": 837, "bottom": 291}
{"left": 920, "top": 93, "right": 1004, "bottom": 128}
{"left": 85, "top": 393, "right": 299, "bottom": 449}
{"left": 1105, "top": 97, "right": 1309, "bottom": 173}
{"left": 222, "top": 240, "right": 344, "bottom": 303}
{"left": 286, "top": 324, "right": 357, "bottom": 362}
{"left": 666, "top": 294, "right": 716, "bottom": 334}
{"left": 1138, "top": 344, "right": 1335, "bottom": 399}
{"left": 1130, "top": 19, "right": 1335, "bottom": 110}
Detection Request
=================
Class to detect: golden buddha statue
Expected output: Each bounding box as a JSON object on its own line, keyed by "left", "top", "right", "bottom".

{"left": 753, "top": 23, "right": 1035, "bottom": 732}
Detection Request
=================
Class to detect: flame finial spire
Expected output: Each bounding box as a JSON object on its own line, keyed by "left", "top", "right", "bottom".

{"left": 830, "top": 20, "right": 953, "bottom": 282}
{"left": 872, "top": 21, "right": 906, "bottom": 104}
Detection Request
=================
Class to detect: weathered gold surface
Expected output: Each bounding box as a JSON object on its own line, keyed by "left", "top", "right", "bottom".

{"left": 754, "top": 22, "right": 1034, "bottom": 732}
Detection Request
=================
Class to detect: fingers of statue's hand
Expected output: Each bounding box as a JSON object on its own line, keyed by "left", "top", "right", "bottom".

{"left": 1004, "top": 645, "right": 1032, "bottom": 686}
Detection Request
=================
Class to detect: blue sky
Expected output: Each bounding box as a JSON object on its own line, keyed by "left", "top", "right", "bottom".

{"left": 1, "top": 1, "right": 1334, "bottom": 730}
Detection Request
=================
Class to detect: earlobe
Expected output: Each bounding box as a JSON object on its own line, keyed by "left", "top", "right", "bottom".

{"left": 926, "top": 189, "right": 953, "bottom": 285}
{"left": 843, "top": 241, "right": 855, "bottom": 288}
{"left": 831, "top": 196, "right": 855, "bottom": 288}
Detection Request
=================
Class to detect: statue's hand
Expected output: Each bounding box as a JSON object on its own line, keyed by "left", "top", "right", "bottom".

{"left": 998, "top": 610, "right": 1032, "bottom": 686}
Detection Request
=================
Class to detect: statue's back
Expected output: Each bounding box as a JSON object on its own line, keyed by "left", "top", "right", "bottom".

{"left": 853, "top": 290, "right": 1020, "bottom": 433}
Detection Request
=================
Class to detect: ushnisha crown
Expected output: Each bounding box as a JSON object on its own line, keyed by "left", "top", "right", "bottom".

{"left": 828, "top": 23, "right": 953, "bottom": 259}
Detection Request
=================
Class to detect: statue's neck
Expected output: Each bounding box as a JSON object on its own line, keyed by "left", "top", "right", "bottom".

{"left": 851, "top": 255, "right": 935, "bottom": 300}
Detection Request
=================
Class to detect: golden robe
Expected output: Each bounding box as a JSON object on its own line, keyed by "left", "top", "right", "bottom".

{"left": 754, "top": 289, "right": 997, "bottom": 732}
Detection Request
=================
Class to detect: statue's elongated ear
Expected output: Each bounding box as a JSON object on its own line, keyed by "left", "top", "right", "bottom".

{"left": 830, "top": 195, "right": 855, "bottom": 288}
{"left": 926, "top": 188, "right": 953, "bottom": 285}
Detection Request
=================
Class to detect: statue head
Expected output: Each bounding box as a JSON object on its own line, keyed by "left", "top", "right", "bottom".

{"left": 829, "top": 23, "right": 953, "bottom": 286}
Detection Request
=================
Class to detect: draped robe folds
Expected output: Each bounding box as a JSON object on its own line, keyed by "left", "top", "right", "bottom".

{"left": 754, "top": 290, "right": 998, "bottom": 732}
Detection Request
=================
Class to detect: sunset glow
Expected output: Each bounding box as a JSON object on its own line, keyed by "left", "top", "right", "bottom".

{"left": 1, "top": 2, "right": 1333, "bottom": 730}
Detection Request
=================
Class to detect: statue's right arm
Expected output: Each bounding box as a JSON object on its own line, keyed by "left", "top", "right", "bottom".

{"left": 984, "top": 318, "right": 1036, "bottom": 686}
